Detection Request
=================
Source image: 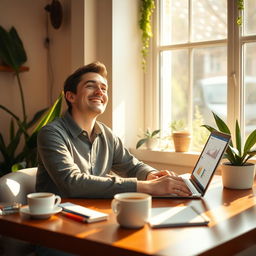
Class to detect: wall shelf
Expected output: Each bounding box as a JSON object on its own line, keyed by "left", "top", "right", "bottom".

{"left": 0, "top": 65, "right": 29, "bottom": 73}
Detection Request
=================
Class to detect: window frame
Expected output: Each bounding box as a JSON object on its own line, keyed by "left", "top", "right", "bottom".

{"left": 144, "top": 0, "right": 256, "bottom": 146}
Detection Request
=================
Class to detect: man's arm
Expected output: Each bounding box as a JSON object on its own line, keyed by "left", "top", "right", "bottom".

{"left": 109, "top": 135, "right": 190, "bottom": 196}
{"left": 111, "top": 136, "right": 156, "bottom": 180}
{"left": 138, "top": 175, "right": 191, "bottom": 196}
{"left": 37, "top": 126, "right": 138, "bottom": 198}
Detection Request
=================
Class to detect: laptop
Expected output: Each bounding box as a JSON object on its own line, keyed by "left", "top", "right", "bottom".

{"left": 155, "top": 130, "right": 231, "bottom": 199}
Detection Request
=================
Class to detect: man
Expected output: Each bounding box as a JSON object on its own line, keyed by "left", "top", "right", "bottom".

{"left": 36, "top": 61, "right": 191, "bottom": 197}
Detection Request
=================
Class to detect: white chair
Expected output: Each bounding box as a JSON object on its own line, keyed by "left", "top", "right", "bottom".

{"left": 0, "top": 167, "right": 37, "bottom": 204}
{"left": 0, "top": 167, "right": 37, "bottom": 256}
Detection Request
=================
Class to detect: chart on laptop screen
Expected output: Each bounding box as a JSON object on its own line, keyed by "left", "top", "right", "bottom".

{"left": 193, "top": 134, "right": 228, "bottom": 188}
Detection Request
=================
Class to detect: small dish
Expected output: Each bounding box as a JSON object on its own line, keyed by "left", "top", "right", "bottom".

{"left": 20, "top": 206, "right": 62, "bottom": 219}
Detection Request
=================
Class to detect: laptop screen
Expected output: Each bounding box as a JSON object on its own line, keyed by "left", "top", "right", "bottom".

{"left": 191, "top": 131, "right": 230, "bottom": 192}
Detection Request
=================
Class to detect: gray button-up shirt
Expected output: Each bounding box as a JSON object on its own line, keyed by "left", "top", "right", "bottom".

{"left": 36, "top": 111, "right": 155, "bottom": 198}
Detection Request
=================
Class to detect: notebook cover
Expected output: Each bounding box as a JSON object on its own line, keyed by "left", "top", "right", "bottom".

{"left": 60, "top": 202, "right": 108, "bottom": 223}
{"left": 148, "top": 206, "right": 209, "bottom": 228}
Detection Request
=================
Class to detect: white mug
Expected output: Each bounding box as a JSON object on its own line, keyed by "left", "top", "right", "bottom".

{"left": 27, "top": 192, "right": 61, "bottom": 214}
{"left": 111, "top": 192, "right": 151, "bottom": 229}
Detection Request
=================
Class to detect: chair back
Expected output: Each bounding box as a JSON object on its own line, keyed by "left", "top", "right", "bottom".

{"left": 0, "top": 167, "right": 37, "bottom": 204}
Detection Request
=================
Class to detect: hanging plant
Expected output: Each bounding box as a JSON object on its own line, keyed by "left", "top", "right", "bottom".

{"left": 236, "top": 0, "right": 244, "bottom": 25}
{"left": 139, "top": 0, "right": 155, "bottom": 72}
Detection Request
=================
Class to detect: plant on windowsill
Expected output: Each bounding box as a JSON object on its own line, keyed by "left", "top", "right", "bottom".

{"left": 170, "top": 120, "right": 191, "bottom": 152}
{"left": 136, "top": 128, "right": 160, "bottom": 150}
{"left": 139, "top": 0, "right": 155, "bottom": 72}
{"left": 0, "top": 26, "right": 63, "bottom": 176}
{"left": 236, "top": 0, "right": 244, "bottom": 26}
{"left": 202, "top": 112, "right": 256, "bottom": 189}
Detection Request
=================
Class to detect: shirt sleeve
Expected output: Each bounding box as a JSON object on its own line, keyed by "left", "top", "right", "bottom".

{"left": 111, "top": 136, "right": 156, "bottom": 180}
{"left": 37, "top": 126, "right": 138, "bottom": 198}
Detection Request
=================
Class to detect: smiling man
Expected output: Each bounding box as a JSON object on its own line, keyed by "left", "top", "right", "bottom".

{"left": 36, "top": 61, "right": 190, "bottom": 198}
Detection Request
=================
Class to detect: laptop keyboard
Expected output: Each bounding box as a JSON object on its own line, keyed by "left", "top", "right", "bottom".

{"left": 183, "top": 179, "right": 199, "bottom": 195}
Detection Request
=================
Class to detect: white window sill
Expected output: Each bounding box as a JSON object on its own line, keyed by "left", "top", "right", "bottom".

{"left": 130, "top": 148, "right": 256, "bottom": 173}
{"left": 130, "top": 148, "right": 200, "bottom": 168}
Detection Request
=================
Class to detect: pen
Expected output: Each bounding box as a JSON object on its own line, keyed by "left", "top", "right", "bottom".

{"left": 1, "top": 203, "right": 21, "bottom": 211}
{"left": 61, "top": 211, "right": 87, "bottom": 223}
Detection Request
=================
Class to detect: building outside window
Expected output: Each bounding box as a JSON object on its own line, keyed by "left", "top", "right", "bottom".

{"left": 150, "top": 0, "right": 256, "bottom": 151}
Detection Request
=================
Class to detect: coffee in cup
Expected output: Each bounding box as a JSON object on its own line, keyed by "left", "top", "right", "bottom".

{"left": 111, "top": 192, "right": 151, "bottom": 229}
{"left": 27, "top": 192, "right": 61, "bottom": 214}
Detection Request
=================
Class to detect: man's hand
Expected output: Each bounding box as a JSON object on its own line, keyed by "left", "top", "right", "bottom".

{"left": 138, "top": 174, "right": 191, "bottom": 197}
{"left": 146, "top": 170, "right": 178, "bottom": 180}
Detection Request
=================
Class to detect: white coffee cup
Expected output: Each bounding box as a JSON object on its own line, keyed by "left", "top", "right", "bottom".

{"left": 111, "top": 192, "right": 151, "bottom": 229}
{"left": 27, "top": 192, "right": 61, "bottom": 214}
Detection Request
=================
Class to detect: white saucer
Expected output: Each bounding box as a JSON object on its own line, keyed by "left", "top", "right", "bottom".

{"left": 20, "top": 206, "right": 62, "bottom": 219}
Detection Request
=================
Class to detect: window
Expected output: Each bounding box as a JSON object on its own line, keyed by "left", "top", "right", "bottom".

{"left": 150, "top": 0, "right": 256, "bottom": 150}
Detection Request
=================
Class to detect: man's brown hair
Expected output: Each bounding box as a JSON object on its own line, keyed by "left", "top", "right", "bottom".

{"left": 64, "top": 61, "right": 107, "bottom": 111}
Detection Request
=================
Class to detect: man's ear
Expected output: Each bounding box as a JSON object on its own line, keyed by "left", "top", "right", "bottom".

{"left": 65, "top": 91, "right": 76, "bottom": 103}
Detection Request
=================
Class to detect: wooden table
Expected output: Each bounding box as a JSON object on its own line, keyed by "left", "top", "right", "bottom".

{"left": 1, "top": 176, "right": 256, "bottom": 256}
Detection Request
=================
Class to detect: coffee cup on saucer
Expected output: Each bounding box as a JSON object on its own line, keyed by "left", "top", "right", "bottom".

{"left": 111, "top": 192, "right": 151, "bottom": 229}
{"left": 27, "top": 192, "right": 61, "bottom": 215}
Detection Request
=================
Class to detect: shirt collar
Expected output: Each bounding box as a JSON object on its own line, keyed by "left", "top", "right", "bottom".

{"left": 63, "top": 111, "right": 103, "bottom": 138}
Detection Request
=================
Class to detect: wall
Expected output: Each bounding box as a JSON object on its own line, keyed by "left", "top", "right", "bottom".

{"left": 0, "top": 0, "right": 71, "bottom": 160}
{"left": 0, "top": 0, "right": 143, "bottom": 159}
{"left": 112, "top": 0, "right": 144, "bottom": 147}
{"left": 0, "top": 0, "right": 49, "bottom": 145}
{"left": 95, "top": 0, "right": 113, "bottom": 128}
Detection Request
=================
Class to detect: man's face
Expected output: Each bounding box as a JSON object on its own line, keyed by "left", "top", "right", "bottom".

{"left": 68, "top": 72, "right": 108, "bottom": 117}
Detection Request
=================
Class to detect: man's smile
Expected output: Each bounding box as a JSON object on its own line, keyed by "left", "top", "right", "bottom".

{"left": 89, "top": 97, "right": 104, "bottom": 103}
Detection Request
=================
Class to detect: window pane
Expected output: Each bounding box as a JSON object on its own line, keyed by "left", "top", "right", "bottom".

{"left": 191, "top": 0, "right": 227, "bottom": 42}
{"left": 157, "top": 0, "right": 228, "bottom": 151}
{"left": 244, "top": 0, "right": 256, "bottom": 35}
{"left": 193, "top": 46, "right": 227, "bottom": 129}
{"left": 160, "top": 50, "right": 189, "bottom": 133}
{"left": 244, "top": 43, "right": 256, "bottom": 137}
{"left": 160, "top": 0, "right": 188, "bottom": 45}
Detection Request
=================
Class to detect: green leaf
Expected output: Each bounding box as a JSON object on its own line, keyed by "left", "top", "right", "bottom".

{"left": 227, "top": 145, "right": 241, "bottom": 164}
{"left": 11, "top": 161, "right": 26, "bottom": 172}
{"left": 9, "top": 27, "right": 27, "bottom": 67}
{"left": 26, "top": 133, "right": 37, "bottom": 149}
{"left": 226, "top": 153, "right": 237, "bottom": 164}
{"left": 15, "top": 119, "right": 29, "bottom": 139}
{"left": 248, "top": 148, "right": 256, "bottom": 155}
{"left": 212, "top": 112, "right": 231, "bottom": 135}
{"left": 229, "top": 145, "right": 239, "bottom": 156}
{"left": 151, "top": 129, "right": 160, "bottom": 138}
{"left": 32, "top": 91, "right": 63, "bottom": 134}
{"left": 0, "top": 26, "right": 17, "bottom": 68}
{"left": 7, "top": 127, "right": 23, "bottom": 158}
{"left": 9, "top": 119, "right": 15, "bottom": 142}
{"left": 202, "top": 122, "right": 237, "bottom": 164}
{"left": 27, "top": 108, "right": 48, "bottom": 128}
{"left": 243, "top": 129, "right": 256, "bottom": 155}
{"left": 211, "top": 112, "right": 233, "bottom": 148}
{"left": 201, "top": 125, "right": 216, "bottom": 133}
{"left": 136, "top": 138, "right": 147, "bottom": 149}
{"left": 235, "top": 120, "right": 242, "bottom": 156}
{"left": 0, "top": 104, "right": 20, "bottom": 121}
{"left": 0, "top": 26, "right": 27, "bottom": 71}
{"left": 26, "top": 92, "right": 63, "bottom": 151}
{"left": 0, "top": 133, "right": 9, "bottom": 161}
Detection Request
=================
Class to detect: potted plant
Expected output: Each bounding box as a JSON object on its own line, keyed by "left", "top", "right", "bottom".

{"left": 0, "top": 26, "right": 63, "bottom": 176}
{"left": 202, "top": 112, "right": 256, "bottom": 189}
{"left": 170, "top": 120, "right": 191, "bottom": 152}
{"left": 136, "top": 128, "right": 160, "bottom": 150}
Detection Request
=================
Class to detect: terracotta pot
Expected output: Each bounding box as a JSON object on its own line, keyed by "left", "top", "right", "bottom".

{"left": 172, "top": 131, "right": 191, "bottom": 152}
{"left": 221, "top": 162, "right": 255, "bottom": 189}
